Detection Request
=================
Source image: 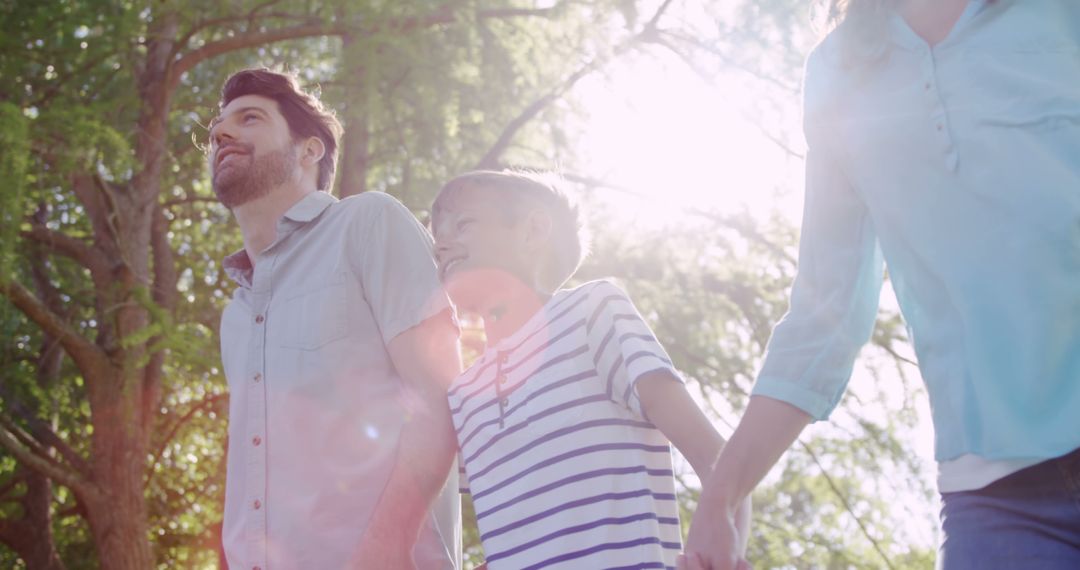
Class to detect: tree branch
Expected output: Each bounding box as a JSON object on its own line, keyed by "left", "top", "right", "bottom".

{"left": 169, "top": 23, "right": 349, "bottom": 91}
{"left": 0, "top": 416, "right": 94, "bottom": 500}
{"left": 656, "top": 29, "right": 801, "bottom": 95}
{"left": 797, "top": 440, "right": 897, "bottom": 570}
{"left": 648, "top": 32, "right": 805, "bottom": 160}
{"left": 142, "top": 206, "right": 179, "bottom": 437}
{"left": 0, "top": 278, "right": 110, "bottom": 380}
{"left": 475, "top": 0, "right": 676, "bottom": 169}
{"left": 0, "top": 384, "right": 90, "bottom": 477}
{"left": 68, "top": 173, "right": 116, "bottom": 251}
{"left": 475, "top": 49, "right": 618, "bottom": 169}
{"left": 169, "top": 0, "right": 294, "bottom": 62}
{"left": 20, "top": 226, "right": 111, "bottom": 277}
{"left": 170, "top": 2, "right": 575, "bottom": 100}
{"left": 145, "top": 392, "right": 229, "bottom": 488}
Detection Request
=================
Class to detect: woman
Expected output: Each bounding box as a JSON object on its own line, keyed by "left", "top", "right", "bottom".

{"left": 680, "top": 1, "right": 1080, "bottom": 568}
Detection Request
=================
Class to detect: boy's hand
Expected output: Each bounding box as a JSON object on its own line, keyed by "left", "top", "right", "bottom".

{"left": 348, "top": 533, "right": 417, "bottom": 570}
{"left": 678, "top": 500, "right": 751, "bottom": 570}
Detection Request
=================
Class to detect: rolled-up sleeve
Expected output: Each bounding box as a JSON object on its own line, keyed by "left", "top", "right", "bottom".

{"left": 751, "top": 53, "right": 884, "bottom": 420}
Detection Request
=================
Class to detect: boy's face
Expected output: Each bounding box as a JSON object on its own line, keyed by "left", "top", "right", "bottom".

{"left": 432, "top": 187, "right": 536, "bottom": 311}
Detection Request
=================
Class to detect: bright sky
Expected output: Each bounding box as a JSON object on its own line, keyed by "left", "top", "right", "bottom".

{"left": 574, "top": 50, "right": 807, "bottom": 227}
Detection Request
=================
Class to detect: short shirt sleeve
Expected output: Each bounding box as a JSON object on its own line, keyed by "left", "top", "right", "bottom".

{"left": 584, "top": 280, "right": 682, "bottom": 418}
{"left": 355, "top": 194, "right": 456, "bottom": 344}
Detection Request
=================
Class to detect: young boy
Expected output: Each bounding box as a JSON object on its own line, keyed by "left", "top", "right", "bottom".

{"left": 431, "top": 170, "right": 749, "bottom": 569}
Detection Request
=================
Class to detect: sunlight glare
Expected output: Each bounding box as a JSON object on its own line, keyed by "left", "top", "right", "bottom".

{"left": 575, "top": 51, "right": 805, "bottom": 227}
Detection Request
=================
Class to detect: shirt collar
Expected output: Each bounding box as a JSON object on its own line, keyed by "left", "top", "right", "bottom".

{"left": 282, "top": 190, "right": 337, "bottom": 223}
{"left": 222, "top": 191, "right": 338, "bottom": 288}
{"left": 223, "top": 248, "right": 254, "bottom": 289}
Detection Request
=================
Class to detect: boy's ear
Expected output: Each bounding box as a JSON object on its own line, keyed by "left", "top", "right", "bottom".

{"left": 522, "top": 208, "right": 553, "bottom": 252}
{"left": 299, "top": 136, "right": 326, "bottom": 166}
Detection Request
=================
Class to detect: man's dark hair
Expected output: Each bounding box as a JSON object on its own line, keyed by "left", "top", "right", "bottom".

{"left": 220, "top": 68, "right": 343, "bottom": 191}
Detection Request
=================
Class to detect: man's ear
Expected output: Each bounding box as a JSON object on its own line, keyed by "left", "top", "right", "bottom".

{"left": 300, "top": 136, "right": 326, "bottom": 166}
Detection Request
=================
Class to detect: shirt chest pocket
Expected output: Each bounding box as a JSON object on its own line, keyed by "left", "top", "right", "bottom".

{"left": 277, "top": 276, "right": 349, "bottom": 350}
{"left": 961, "top": 42, "right": 1080, "bottom": 130}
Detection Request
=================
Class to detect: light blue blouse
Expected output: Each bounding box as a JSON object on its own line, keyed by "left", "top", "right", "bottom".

{"left": 752, "top": 0, "right": 1080, "bottom": 462}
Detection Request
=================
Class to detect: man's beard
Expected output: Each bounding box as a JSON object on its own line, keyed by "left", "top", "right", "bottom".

{"left": 212, "top": 142, "right": 298, "bottom": 209}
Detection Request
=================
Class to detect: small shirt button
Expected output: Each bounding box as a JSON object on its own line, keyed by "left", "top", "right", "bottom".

{"left": 500, "top": 398, "right": 509, "bottom": 407}
{"left": 253, "top": 499, "right": 261, "bottom": 510}
{"left": 497, "top": 375, "right": 507, "bottom": 385}
{"left": 924, "top": 81, "right": 932, "bottom": 91}
{"left": 253, "top": 372, "right": 262, "bottom": 382}
{"left": 936, "top": 123, "right": 944, "bottom": 131}
{"left": 252, "top": 436, "right": 262, "bottom": 446}
{"left": 254, "top": 314, "right": 264, "bottom": 324}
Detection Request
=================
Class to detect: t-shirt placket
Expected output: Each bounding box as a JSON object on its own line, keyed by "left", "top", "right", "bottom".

{"left": 494, "top": 351, "right": 510, "bottom": 429}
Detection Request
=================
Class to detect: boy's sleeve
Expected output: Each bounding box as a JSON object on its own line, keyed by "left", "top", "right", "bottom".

{"left": 584, "top": 280, "right": 682, "bottom": 418}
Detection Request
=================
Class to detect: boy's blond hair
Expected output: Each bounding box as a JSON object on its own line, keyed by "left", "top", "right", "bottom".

{"left": 432, "top": 170, "right": 588, "bottom": 293}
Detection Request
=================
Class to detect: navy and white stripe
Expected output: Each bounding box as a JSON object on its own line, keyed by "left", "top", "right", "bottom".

{"left": 450, "top": 280, "right": 684, "bottom": 569}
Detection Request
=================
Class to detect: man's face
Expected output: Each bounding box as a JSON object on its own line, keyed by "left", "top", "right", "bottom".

{"left": 209, "top": 94, "right": 299, "bottom": 209}
{"left": 433, "top": 188, "right": 534, "bottom": 311}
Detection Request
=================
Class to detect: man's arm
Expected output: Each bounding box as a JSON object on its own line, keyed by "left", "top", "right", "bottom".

{"left": 350, "top": 311, "right": 461, "bottom": 569}
{"left": 636, "top": 372, "right": 752, "bottom": 558}
{"left": 678, "top": 395, "right": 811, "bottom": 570}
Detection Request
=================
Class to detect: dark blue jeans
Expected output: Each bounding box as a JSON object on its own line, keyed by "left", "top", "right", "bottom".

{"left": 938, "top": 447, "right": 1080, "bottom": 569}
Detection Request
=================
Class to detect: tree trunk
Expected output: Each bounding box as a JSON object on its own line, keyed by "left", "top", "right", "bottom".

{"left": 0, "top": 467, "right": 66, "bottom": 570}
{"left": 84, "top": 382, "right": 154, "bottom": 570}
{"left": 338, "top": 34, "right": 371, "bottom": 198}
{"left": 71, "top": 12, "right": 179, "bottom": 567}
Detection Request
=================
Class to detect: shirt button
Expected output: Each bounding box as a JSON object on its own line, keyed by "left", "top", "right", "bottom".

{"left": 252, "top": 436, "right": 262, "bottom": 446}
{"left": 924, "top": 81, "right": 932, "bottom": 91}
{"left": 500, "top": 398, "right": 509, "bottom": 407}
{"left": 253, "top": 372, "right": 262, "bottom": 383}
{"left": 936, "top": 123, "right": 944, "bottom": 131}
{"left": 253, "top": 499, "right": 261, "bottom": 510}
{"left": 254, "top": 314, "right": 264, "bottom": 324}
{"left": 497, "top": 375, "right": 506, "bottom": 385}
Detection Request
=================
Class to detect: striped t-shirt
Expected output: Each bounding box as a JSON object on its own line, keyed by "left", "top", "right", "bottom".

{"left": 449, "top": 279, "right": 683, "bottom": 569}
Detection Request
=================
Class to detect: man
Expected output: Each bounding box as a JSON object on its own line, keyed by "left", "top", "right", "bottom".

{"left": 681, "top": 1, "right": 1080, "bottom": 569}
{"left": 210, "top": 68, "right": 461, "bottom": 569}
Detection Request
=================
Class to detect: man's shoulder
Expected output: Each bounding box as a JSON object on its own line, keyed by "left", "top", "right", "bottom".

{"left": 326, "top": 191, "right": 428, "bottom": 238}
{"left": 333, "top": 190, "right": 410, "bottom": 218}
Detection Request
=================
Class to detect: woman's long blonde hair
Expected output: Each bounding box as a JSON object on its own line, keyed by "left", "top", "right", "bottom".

{"left": 819, "top": 0, "right": 899, "bottom": 66}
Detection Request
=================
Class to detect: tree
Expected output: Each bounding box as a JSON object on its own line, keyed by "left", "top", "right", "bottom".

{"left": 0, "top": 0, "right": 693, "bottom": 566}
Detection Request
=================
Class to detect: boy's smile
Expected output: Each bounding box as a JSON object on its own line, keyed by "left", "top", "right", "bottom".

{"left": 433, "top": 187, "right": 538, "bottom": 312}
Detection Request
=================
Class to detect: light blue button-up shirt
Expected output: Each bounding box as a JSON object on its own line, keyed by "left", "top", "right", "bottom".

{"left": 752, "top": 0, "right": 1080, "bottom": 462}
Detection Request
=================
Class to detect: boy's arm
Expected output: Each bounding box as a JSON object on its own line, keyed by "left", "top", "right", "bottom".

{"left": 678, "top": 395, "right": 810, "bottom": 570}
{"left": 636, "top": 372, "right": 752, "bottom": 555}
{"left": 636, "top": 371, "right": 722, "bottom": 475}
{"left": 349, "top": 311, "right": 462, "bottom": 569}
